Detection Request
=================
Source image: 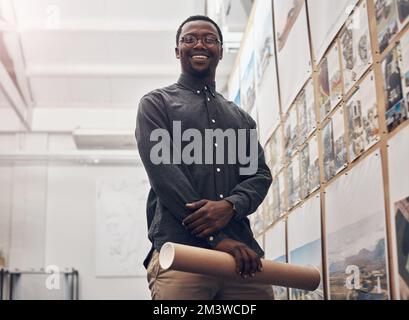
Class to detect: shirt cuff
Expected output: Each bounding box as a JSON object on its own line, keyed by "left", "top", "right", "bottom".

{"left": 207, "top": 231, "right": 228, "bottom": 248}
{"left": 224, "top": 194, "right": 248, "bottom": 221}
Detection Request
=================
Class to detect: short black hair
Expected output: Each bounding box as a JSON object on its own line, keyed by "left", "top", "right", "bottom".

{"left": 176, "top": 15, "right": 223, "bottom": 46}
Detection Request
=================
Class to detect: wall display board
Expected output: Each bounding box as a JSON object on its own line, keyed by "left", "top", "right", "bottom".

{"left": 96, "top": 176, "right": 151, "bottom": 277}
{"left": 388, "top": 125, "right": 409, "bottom": 300}
{"left": 288, "top": 195, "right": 324, "bottom": 300}
{"left": 326, "top": 151, "right": 390, "bottom": 300}
{"left": 264, "top": 221, "right": 288, "bottom": 300}
{"left": 274, "top": 0, "right": 312, "bottom": 113}
{"left": 308, "top": 0, "right": 358, "bottom": 62}
{"left": 240, "top": 29, "right": 257, "bottom": 113}
{"left": 228, "top": 0, "right": 409, "bottom": 300}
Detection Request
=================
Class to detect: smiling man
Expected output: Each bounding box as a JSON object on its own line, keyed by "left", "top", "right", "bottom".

{"left": 135, "top": 15, "right": 274, "bottom": 300}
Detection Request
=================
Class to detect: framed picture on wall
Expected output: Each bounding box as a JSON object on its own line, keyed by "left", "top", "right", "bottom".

{"left": 264, "top": 221, "right": 288, "bottom": 300}
{"left": 287, "top": 153, "right": 301, "bottom": 209}
{"left": 326, "top": 151, "right": 390, "bottom": 300}
{"left": 284, "top": 105, "right": 299, "bottom": 162}
{"left": 332, "top": 107, "right": 348, "bottom": 174}
{"left": 374, "top": 0, "right": 399, "bottom": 53}
{"left": 387, "top": 125, "right": 409, "bottom": 300}
{"left": 318, "top": 42, "right": 343, "bottom": 121}
{"left": 288, "top": 195, "right": 324, "bottom": 300}
{"left": 297, "top": 79, "right": 317, "bottom": 144}
{"left": 340, "top": 1, "right": 373, "bottom": 93}
{"left": 345, "top": 70, "right": 380, "bottom": 161}
{"left": 382, "top": 44, "right": 408, "bottom": 132}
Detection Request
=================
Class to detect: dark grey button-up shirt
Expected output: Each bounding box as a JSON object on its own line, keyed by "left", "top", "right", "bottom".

{"left": 135, "top": 73, "right": 272, "bottom": 268}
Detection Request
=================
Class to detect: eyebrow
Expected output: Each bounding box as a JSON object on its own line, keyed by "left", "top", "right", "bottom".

{"left": 182, "top": 31, "right": 218, "bottom": 38}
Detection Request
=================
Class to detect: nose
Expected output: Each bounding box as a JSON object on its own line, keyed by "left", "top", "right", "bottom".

{"left": 193, "top": 38, "right": 206, "bottom": 49}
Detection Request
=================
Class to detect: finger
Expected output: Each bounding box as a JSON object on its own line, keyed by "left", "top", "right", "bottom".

{"left": 239, "top": 247, "right": 251, "bottom": 278}
{"left": 232, "top": 248, "right": 243, "bottom": 276}
{"left": 191, "top": 223, "right": 211, "bottom": 236}
{"left": 185, "top": 214, "right": 209, "bottom": 231}
{"left": 182, "top": 207, "right": 206, "bottom": 226}
{"left": 196, "top": 227, "right": 217, "bottom": 238}
{"left": 249, "top": 252, "right": 258, "bottom": 276}
{"left": 185, "top": 199, "right": 207, "bottom": 210}
{"left": 258, "top": 258, "right": 263, "bottom": 272}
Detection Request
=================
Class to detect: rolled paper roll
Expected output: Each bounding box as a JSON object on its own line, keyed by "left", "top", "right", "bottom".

{"left": 159, "top": 242, "right": 321, "bottom": 291}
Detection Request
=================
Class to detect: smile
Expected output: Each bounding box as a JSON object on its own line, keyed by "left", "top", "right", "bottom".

{"left": 191, "top": 55, "right": 209, "bottom": 61}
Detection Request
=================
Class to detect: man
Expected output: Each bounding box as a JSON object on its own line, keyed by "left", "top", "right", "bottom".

{"left": 135, "top": 15, "right": 273, "bottom": 300}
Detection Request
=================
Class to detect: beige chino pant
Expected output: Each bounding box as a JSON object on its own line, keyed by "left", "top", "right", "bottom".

{"left": 147, "top": 249, "right": 275, "bottom": 300}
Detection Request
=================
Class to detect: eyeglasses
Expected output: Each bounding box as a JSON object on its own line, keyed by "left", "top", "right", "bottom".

{"left": 179, "top": 35, "right": 221, "bottom": 48}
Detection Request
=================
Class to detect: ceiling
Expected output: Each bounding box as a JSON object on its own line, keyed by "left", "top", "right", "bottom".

{"left": 0, "top": 0, "right": 249, "bottom": 139}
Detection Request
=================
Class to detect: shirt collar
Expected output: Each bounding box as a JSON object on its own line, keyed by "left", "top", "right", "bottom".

{"left": 177, "top": 73, "right": 216, "bottom": 97}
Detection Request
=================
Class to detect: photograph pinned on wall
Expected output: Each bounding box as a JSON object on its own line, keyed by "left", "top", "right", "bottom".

{"left": 397, "top": 0, "right": 409, "bottom": 29}
{"left": 308, "top": 0, "right": 358, "bottom": 62}
{"left": 309, "top": 135, "right": 321, "bottom": 193}
{"left": 300, "top": 143, "right": 310, "bottom": 200}
{"left": 268, "top": 127, "right": 284, "bottom": 176}
{"left": 284, "top": 105, "right": 299, "bottom": 161}
{"left": 278, "top": 170, "right": 287, "bottom": 215}
{"left": 264, "top": 221, "right": 288, "bottom": 300}
{"left": 318, "top": 43, "right": 343, "bottom": 121}
{"left": 374, "top": 0, "right": 399, "bottom": 53}
{"left": 382, "top": 44, "right": 408, "bottom": 132}
{"left": 274, "top": 0, "right": 312, "bottom": 113}
{"left": 297, "top": 79, "right": 317, "bottom": 144}
{"left": 340, "top": 1, "right": 373, "bottom": 93}
{"left": 287, "top": 153, "right": 301, "bottom": 209}
{"left": 394, "top": 197, "right": 409, "bottom": 299}
{"left": 264, "top": 184, "right": 276, "bottom": 227}
{"left": 254, "top": 0, "right": 275, "bottom": 85}
{"left": 387, "top": 125, "right": 409, "bottom": 300}
{"left": 322, "top": 119, "right": 335, "bottom": 181}
{"left": 346, "top": 70, "right": 380, "bottom": 162}
{"left": 317, "top": 55, "right": 331, "bottom": 120}
{"left": 272, "top": 171, "right": 283, "bottom": 219}
{"left": 240, "top": 30, "right": 256, "bottom": 113}
{"left": 253, "top": 205, "right": 265, "bottom": 237}
{"left": 399, "top": 29, "right": 409, "bottom": 124}
{"left": 228, "top": 66, "right": 241, "bottom": 108}
{"left": 332, "top": 107, "right": 348, "bottom": 174}
{"left": 326, "top": 151, "right": 390, "bottom": 300}
{"left": 288, "top": 195, "right": 324, "bottom": 300}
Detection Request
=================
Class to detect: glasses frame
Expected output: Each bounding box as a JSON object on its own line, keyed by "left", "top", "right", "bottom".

{"left": 179, "top": 35, "right": 222, "bottom": 48}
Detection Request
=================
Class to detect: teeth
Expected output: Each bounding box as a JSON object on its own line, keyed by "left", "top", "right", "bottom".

{"left": 192, "top": 55, "right": 208, "bottom": 59}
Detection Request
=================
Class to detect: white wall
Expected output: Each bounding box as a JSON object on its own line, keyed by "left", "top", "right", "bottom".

{"left": 0, "top": 133, "right": 151, "bottom": 299}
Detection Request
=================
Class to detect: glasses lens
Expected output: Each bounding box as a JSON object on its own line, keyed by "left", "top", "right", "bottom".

{"left": 182, "top": 35, "right": 196, "bottom": 45}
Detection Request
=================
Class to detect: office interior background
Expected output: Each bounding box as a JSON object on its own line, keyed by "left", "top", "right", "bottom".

{"left": 0, "top": 0, "right": 408, "bottom": 300}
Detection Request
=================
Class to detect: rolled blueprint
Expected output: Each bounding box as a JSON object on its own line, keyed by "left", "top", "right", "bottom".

{"left": 159, "top": 242, "right": 321, "bottom": 291}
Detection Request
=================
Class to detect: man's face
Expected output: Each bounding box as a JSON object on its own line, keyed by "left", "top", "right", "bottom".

{"left": 175, "top": 20, "right": 223, "bottom": 78}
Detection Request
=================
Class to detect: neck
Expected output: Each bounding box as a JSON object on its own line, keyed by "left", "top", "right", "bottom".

{"left": 182, "top": 70, "right": 215, "bottom": 85}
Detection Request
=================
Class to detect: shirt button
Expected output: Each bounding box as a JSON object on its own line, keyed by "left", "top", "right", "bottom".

{"left": 211, "top": 119, "right": 216, "bottom": 123}
{"left": 207, "top": 98, "right": 211, "bottom": 102}
{"left": 196, "top": 90, "right": 201, "bottom": 94}
{"left": 214, "top": 143, "right": 218, "bottom": 147}
{"left": 219, "top": 194, "right": 224, "bottom": 199}
{"left": 208, "top": 236, "right": 214, "bottom": 242}
{"left": 216, "top": 168, "right": 221, "bottom": 172}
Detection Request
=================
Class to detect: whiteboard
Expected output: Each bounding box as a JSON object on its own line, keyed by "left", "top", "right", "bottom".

{"left": 95, "top": 172, "right": 151, "bottom": 277}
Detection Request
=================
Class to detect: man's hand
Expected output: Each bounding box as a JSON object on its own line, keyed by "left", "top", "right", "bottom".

{"left": 214, "top": 238, "right": 262, "bottom": 278}
{"left": 182, "top": 199, "right": 234, "bottom": 238}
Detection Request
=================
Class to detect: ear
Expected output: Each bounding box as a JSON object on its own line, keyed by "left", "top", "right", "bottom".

{"left": 219, "top": 46, "right": 223, "bottom": 60}
{"left": 175, "top": 47, "right": 180, "bottom": 59}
